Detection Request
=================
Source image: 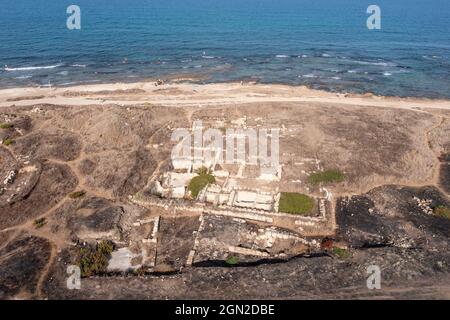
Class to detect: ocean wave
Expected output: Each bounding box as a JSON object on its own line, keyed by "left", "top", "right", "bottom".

{"left": 276, "top": 55, "right": 289, "bottom": 58}
{"left": 351, "top": 60, "right": 395, "bottom": 67}
{"left": 59, "top": 79, "right": 100, "bottom": 86}
{"left": 59, "top": 81, "right": 80, "bottom": 86}
{"left": 300, "top": 74, "right": 317, "bottom": 78}
{"left": 421, "top": 55, "right": 442, "bottom": 62}
{"left": 14, "top": 75, "right": 32, "bottom": 79}
{"left": 71, "top": 64, "right": 87, "bottom": 68}
{"left": 4, "top": 63, "right": 63, "bottom": 71}
{"left": 201, "top": 55, "right": 215, "bottom": 59}
{"left": 383, "top": 72, "right": 392, "bottom": 76}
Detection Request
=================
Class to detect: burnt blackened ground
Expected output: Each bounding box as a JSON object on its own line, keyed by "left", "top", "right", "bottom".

{"left": 42, "top": 244, "right": 450, "bottom": 299}
{"left": 40, "top": 184, "right": 450, "bottom": 299}
{"left": 155, "top": 216, "right": 201, "bottom": 272}
{"left": 0, "top": 234, "right": 51, "bottom": 299}
{"left": 0, "top": 162, "right": 77, "bottom": 229}
{"left": 336, "top": 185, "right": 450, "bottom": 249}
{"left": 67, "top": 197, "right": 124, "bottom": 233}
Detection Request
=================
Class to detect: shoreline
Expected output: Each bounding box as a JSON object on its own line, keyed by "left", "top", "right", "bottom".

{"left": 1, "top": 80, "right": 450, "bottom": 111}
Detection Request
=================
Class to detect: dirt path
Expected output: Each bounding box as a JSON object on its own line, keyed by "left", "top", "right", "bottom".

{"left": 35, "top": 241, "right": 57, "bottom": 298}
{"left": 422, "top": 113, "right": 449, "bottom": 196}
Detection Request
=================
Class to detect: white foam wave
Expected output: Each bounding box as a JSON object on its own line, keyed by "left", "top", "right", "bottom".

{"left": 4, "top": 63, "right": 63, "bottom": 71}
{"left": 14, "top": 75, "right": 32, "bottom": 79}
{"left": 58, "top": 81, "right": 79, "bottom": 86}
{"left": 351, "top": 60, "right": 394, "bottom": 67}
{"left": 59, "top": 79, "right": 100, "bottom": 86}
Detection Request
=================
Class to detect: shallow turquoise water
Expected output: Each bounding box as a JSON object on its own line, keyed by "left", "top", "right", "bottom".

{"left": 0, "top": 0, "right": 449, "bottom": 98}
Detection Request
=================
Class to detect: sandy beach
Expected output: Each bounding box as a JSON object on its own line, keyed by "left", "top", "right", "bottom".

{"left": 2, "top": 81, "right": 450, "bottom": 111}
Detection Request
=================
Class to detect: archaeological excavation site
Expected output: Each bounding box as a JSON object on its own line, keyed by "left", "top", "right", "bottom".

{"left": 1, "top": 83, "right": 450, "bottom": 299}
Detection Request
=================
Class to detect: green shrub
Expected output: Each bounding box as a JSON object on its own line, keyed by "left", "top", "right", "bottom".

{"left": 435, "top": 206, "right": 450, "bottom": 219}
{"left": 2, "top": 138, "right": 14, "bottom": 146}
{"left": 69, "top": 190, "right": 86, "bottom": 199}
{"left": 0, "top": 123, "right": 13, "bottom": 129}
{"left": 188, "top": 168, "right": 215, "bottom": 198}
{"left": 333, "top": 247, "right": 350, "bottom": 259}
{"left": 225, "top": 256, "right": 239, "bottom": 266}
{"left": 78, "top": 240, "right": 114, "bottom": 277}
{"left": 196, "top": 166, "right": 211, "bottom": 176}
{"left": 33, "top": 217, "right": 47, "bottom": 229}
{"left": 308, "top": 169, "right": 344, "bottom": 185}
{"left": 278, "top": 192, "right": 314, "bottom": 215}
